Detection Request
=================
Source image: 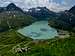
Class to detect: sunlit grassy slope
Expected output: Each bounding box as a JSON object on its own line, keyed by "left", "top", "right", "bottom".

{"left": 15, "top": 36, "right": 75, "bottom": 56}
{"left": 0, "top": 30, "right": 75, "bottom": 56}
{"left": 0, "top": 30, "right": 32, "bottom": 55}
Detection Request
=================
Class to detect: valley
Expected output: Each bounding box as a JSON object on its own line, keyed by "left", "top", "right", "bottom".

{"left": 0, "top": 3, "right": 75, "bottom": 56}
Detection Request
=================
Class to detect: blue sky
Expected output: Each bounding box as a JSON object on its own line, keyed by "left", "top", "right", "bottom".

{"left": 0, "top": 0, "right": 75, "bottom": 12}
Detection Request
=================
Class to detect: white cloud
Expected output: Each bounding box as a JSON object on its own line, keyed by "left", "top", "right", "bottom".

{"left": 47, "top": 1, "right": 70, "bottom": 12}
{"left": 0, "top": 0, "right": 74, "bottom": 12}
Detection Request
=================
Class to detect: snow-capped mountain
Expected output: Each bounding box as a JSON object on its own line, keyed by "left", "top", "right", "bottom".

{"left": 25, "top": 7, "right": 57, "bottom": 20}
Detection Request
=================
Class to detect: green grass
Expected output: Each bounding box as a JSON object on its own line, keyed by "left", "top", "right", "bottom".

{"left": 0, "top": 30, "right": 75, "bottom": 56}
{"left": 0, "top": 30, "right": 32, "bottom": 55}
{"left": 24, "top": 36, "right": 75, "bottom": 56}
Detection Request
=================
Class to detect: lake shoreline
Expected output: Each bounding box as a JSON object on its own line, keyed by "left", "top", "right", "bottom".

{"left": 17, "top": 21, "right": 58, "bottom": 40}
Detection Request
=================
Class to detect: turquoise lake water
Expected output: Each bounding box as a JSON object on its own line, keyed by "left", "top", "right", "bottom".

{"left": 18, "top": 21, "right": 58, "bottom": 39}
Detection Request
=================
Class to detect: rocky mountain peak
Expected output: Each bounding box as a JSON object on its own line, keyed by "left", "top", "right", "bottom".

{"left": 69, "top": 5, "right": 75, "bottom": 15}
{"left": 7, "top": 3, "right": 16, "bottom": 7}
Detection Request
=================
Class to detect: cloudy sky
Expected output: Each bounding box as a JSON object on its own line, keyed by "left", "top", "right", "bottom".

{"left": 0, "top": 0, "right": 75, "bottom": 12}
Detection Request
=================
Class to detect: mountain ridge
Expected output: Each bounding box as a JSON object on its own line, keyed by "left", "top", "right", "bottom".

{"left": 48, "top": 5, "right": 75, "bottom": 32}
{"left": 25, "top": 7, "right": 57, "bottom": 20}
{"left": 0, "top": 3, "right": 24, "bottom": 13}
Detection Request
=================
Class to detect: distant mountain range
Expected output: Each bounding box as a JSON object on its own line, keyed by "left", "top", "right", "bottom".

{"left": 25, "top": 7, "right": 58, "bottom": 20}
{"left": 0, "top": 3, "right": 59, "bottom": 21}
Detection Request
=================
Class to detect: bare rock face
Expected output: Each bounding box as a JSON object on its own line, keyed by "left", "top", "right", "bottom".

{"left": 69, "top": 6, "right": 75, "bottom": 15}
{"left": 15, "top": 47, "right": 31, "bottom": 53}
{"left": 26, "top": 7, "right": 57, "bottom": 20}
